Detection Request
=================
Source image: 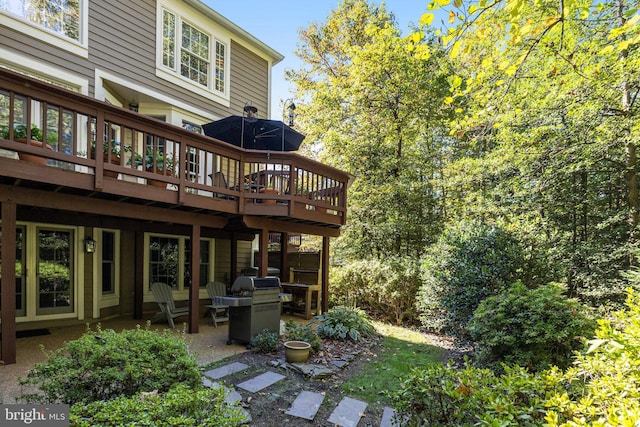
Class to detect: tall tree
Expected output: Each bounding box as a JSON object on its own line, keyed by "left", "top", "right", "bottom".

{"left": 289, "top": 0, "right": 455, "bottom": 260}
{"left": 424, "top": 0, "right": 640, "bottom": 303}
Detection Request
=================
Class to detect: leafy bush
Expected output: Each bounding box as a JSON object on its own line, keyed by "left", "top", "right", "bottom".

{"left": 19, "top": 324, "right": 201, "bottom": 404}
{"left": 392, "top": 289, "right": 640, "bottom": 425}
{"left": 417, "top": 221, "right": 532, "bottom": 339}
{"left": 392, "top": 362, "right": 559, "bottom": 426}
{"left": 316, "top": 306, "right": 376, "bottom": 341}
{"left": 468, "top": 281, "right": 595, "bottom": 372}
{"left": 284, "top": 320, "right": 322, "bottom": 352}
{"left": 70, "top": 383, "right": 247, "bottom": 427}
{"left": 249, "top": 329, "right": 280, "bottom": 354}
{"left": 545, "top": 288, "right": 640, "bottom": 425}
{"left": 329, "top": 257, "right": 422, "bottom": 325}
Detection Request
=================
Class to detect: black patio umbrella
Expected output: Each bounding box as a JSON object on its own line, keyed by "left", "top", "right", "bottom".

{"left": 202, "top": 115, "right": 305, "bottom": 151}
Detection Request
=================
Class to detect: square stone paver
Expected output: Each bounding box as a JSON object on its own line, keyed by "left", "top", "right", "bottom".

{"left": 204, "top": 362, "right": 248, "bottom": 380}
{"left": 285, "top": 391, "right": 325, "bottom": 420}
{"left": 236, "top": 371, "right": 285, "bottom": 393}
{"left": 327, "top": 396, "right": 367, "bottom": 427}
{"left": 380, "top": 406, "right": 405, "bottom": 427}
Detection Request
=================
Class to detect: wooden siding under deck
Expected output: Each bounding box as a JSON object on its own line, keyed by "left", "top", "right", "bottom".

{"left": 0, "top": 69, "right": 348, "bottom": 236}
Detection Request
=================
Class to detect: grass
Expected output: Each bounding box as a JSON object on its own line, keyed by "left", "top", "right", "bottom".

{"left": 342, "top": 322, "right": 444, "bottom": 404}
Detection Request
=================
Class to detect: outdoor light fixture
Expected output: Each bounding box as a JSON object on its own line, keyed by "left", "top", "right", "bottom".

{"left": 128, "top": 102, "right": 139, "bottom": 112}
{"left": 84, "top": 237, "right": 96, "bottom": 253}
{"left": 243, "top": 102, "right": 258, "bottom": 119}
{"left": 283, "top": 99, "right": 296, "bottom": 127}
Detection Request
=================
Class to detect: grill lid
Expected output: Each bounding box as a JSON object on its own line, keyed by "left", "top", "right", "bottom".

{"left": 230, "top": 276, "right": 281, "bottom": 294}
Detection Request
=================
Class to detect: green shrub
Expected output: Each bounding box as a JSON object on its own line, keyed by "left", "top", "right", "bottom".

{"left": 417, "top": 221, "right": 532, "bottom": 340}
{"left": 330, "top": 257, "right": 422, "bottom": 325}
{"left": 249, "top": 329, "right": 280, "bottom": 354}
{"left": 284, "top": 320, "right": 322, "bottom": 352}
{"left": 392, "top": 289, "right": 640, "bottom": 425}
{"left": 468, "top": 281, "right": 595, "bottom": 372}
{"left": 316, "top": 306, "right": 376, "bottom": 341}
{"left": 19, "top": 324, "right": 201, "bottom": 404}
{"left": 544, "top": 288, "right": 640, "bottom": 425}
{"left": 70, "top": 383, "right": 247, "bottom": 426}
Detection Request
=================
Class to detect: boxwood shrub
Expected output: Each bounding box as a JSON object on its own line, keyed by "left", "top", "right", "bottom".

{"left": 19, "top": 323, "right": 201, "bottom": 404}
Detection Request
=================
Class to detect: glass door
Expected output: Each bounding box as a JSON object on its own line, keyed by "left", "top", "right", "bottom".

{"left": 37, "top": 228, "right": 74, "bottom": 315}
{"left": 0, "top": 226, "right": 26, "bottom": 316}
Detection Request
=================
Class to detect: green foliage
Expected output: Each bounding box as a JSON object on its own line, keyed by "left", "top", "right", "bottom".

{"left": 19, "top": 324, "right": 201, "bottom": 404}
{"left": 0, "top": 123, "right": 57, "bottom": 144}
{"left": 393, "top": 288, "right": 640, "bottom": 425}
{"left": 37, "top": 261, "right": 69, "bottom": 282}
{"left": 417, "top": 221, "right": 534, "bottom": 339}
{"left": 329, "top": 257, "right": 422, "bottom": 325}
{"left": 545, "top": 289, "right": 640, "bottom": 425}
{"left": 468, "top": 281, "right": 595, "bottom": 372}
{"left": 284, "top": 320, "right": 322, "bottom": 352}
{"left": 132, "top": 147, "right": 174, "bottom": 172}
{"left": 316, "top": 306, "right": 375, "bottom": 341}
{"left": 249, "top": 329, "right": 280, "bottom": 354}
{"left": 69, "top": 383, "right": 246, "bottom": 427}
{"left": 291, "top": 0, "right": 454, "bottom": 259}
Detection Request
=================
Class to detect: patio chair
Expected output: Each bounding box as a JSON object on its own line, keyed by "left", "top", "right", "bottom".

{"left": 205, "top": 281, "right": 229, "bottom": 327}
{"left": 150, "top": 282, "right": 190, "bottom": 328}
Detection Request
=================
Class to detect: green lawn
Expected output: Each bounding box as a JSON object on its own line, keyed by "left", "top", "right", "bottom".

{"left": 342, "top": 322, "right": 444, "bottom": 404}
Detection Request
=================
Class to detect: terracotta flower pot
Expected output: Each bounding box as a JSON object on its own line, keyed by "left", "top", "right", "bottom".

{"left": 259, "top": 187, "right": 279, "bottom": 205}
{"left": 284, "top": 340, "right": 311, "bottom": 364}
{"left": 90, "top": 150, "right": 122, "bottom": 178}
{"left": 16, "top": 138, "right": 53, "bottom": 165}
{"left": 147, "top": 167, "right": 172, "bottom": 188}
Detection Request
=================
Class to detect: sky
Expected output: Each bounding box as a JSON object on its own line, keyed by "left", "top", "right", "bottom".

{"left": 202, "top": 1, "right": 435, "bottom": 119}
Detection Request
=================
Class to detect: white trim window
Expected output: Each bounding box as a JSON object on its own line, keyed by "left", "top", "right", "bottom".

{"left": 144, "top": 233, "right": 214, "bottom": 300}
{"left": 159, "top": 6, "right": 228, "bottom": 98}
{"left": 0, "top": 0, "right": 88, "bottom": 57}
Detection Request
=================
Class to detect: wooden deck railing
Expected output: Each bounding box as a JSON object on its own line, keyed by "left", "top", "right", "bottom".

{"left": 0, "top": 69, "right": 348, "bottom": 226}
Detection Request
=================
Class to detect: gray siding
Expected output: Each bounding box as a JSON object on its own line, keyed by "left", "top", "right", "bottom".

{"left": 1, "top": 1, "right": 273, "bottom": 119}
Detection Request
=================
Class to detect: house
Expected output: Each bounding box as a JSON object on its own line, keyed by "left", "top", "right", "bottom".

{"left": 0, "top": 0, "right": 349, "bottom": 364}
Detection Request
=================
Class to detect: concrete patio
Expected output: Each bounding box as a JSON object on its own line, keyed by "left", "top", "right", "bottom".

{"left": 0, "top": 316, "right": 252, "bottom": 404}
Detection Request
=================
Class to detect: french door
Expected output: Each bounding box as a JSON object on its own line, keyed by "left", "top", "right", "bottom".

{"left": 36, "top": 228, "right": 74, "bottom": 315}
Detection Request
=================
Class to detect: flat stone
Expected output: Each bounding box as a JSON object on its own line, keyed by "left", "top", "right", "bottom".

{"left": 380, "top": 406, "right": 405, "bottom": 427}
{"left": 237, "top": 371, "right": 286, "bottom": 393}
{"left": 331, "top": 360, "right": 348, "bottom": 369}
{"left": 327, "top": 396, "right": 367, "bottom": 427}
{"left": 204, "top": 362, "right": 248, "bottom": 380}
{"left": 285, "top": 391, "right": 325, "bottom": 420}
{"left": 292, "top": 363, "right": 334, "bottom": 379}
{"left": 225, "top": 388, "right": 242, "bottom": 405}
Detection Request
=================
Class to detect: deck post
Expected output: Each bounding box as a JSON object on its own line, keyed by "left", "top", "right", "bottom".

{"left": 188, "top": 224, "right": 201, "bottom": 334}
{"left": 1, "top": 200, "right": 17, "bottom": 364}
{"left": 258, "top": 228, "right": 269, "bottom": 277}
{"left": 322, "top": 236, "right": 330, "bottom": 314}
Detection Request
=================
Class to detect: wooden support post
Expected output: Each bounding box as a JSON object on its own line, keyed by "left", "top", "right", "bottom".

{"left": 230, "top": 233, "right": 238, "bottom": 283}
{"left": 258, "top": 228, "right": 269, "bottom": 277}
{"left": 134, "top": 231, "right": 144, "bottom": 319}
{"left": 280, "top": 232, "right": 289, "bottom": 281}
{"left": 189, "top": 224, "right": 200, "bottom": 334}
{"left": 1, "top": 200, "right": 17, "bottom": 364}
{"left": 322, "top": 237, "right": 330, "bottom": 314}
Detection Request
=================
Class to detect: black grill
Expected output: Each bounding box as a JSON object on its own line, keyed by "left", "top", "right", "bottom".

{"left": 222, "top": 276, "right": 283, "bottom": 345}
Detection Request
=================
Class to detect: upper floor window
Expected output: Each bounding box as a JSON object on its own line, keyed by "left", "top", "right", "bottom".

{"left": 1, "top": 0, "right": 80, "bottom": 41}
{"left": 161, "top": 7, "right": 227, "bottom": 95}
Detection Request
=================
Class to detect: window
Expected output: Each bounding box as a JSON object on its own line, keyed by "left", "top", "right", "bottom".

{"left": 101, "top": 231, "right": 115, "bottom": 294}
{"left": 1, "top": 0, "right": 81, "bottom": 41}
{"left": 160, "top": 7, "right": 227, "bottom": 95}
{"left": 147, "top": 234, "right": 213, "bottom": 291}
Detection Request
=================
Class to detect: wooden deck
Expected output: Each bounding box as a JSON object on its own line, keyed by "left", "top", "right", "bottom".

{"left": 0, "top": 69, "right": 348, "bottom": 235}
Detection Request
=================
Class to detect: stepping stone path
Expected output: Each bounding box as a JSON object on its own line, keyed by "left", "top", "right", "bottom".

{"left": 328, "top": 396, "right": 368, "bottom": 427}
{"left": 203, "top": 361, "right": 404, "bottom": 426}
{"left": 285, "top": 390, "right": 325, "bottom": 420}
{"left": 236, "top": 371, "right": 285, "bottom": 393}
